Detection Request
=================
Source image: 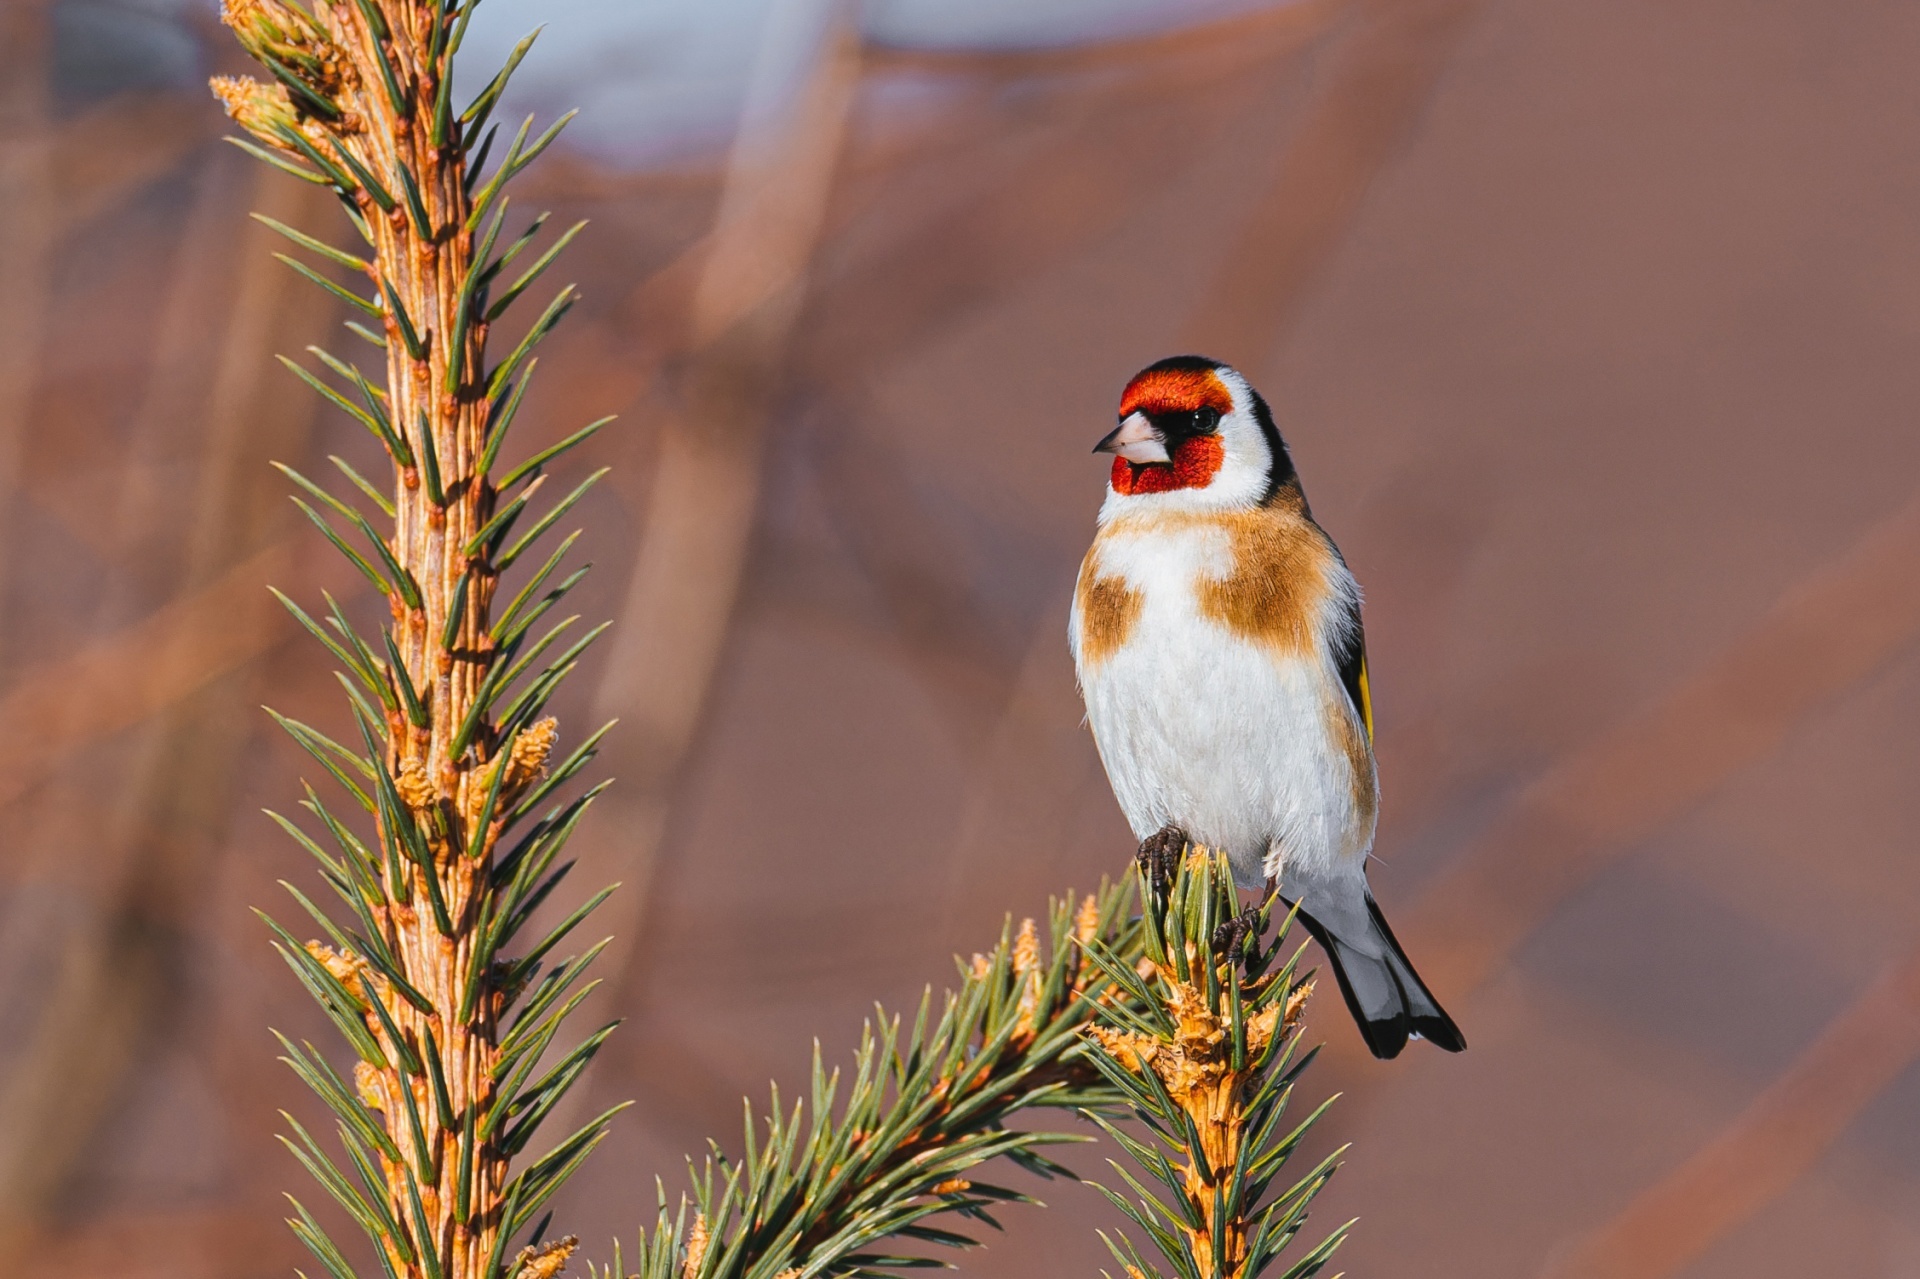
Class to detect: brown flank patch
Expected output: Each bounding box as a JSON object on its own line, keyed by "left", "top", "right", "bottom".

{"left": 1075, "top": 551, "right": 1143, "bottom": 667}
{"left": 1194, "top": 509, "right": 1328, "bottom": 656}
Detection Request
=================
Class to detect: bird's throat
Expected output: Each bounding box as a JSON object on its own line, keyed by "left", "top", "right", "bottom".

{"left": 1111, "top": 435, "right": 1225, "bottom": 496}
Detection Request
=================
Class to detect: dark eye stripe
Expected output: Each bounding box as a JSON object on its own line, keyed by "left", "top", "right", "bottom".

{"left": 1145, "top": 406, "right": 1223, "bottom": 437}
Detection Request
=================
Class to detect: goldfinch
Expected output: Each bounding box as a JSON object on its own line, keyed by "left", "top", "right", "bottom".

{"left": 1069, "top": 355, "right": 1464, "bottom": 1059}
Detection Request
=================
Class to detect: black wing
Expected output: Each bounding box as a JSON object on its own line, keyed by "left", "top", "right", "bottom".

{"left": 1332, "top": 588, "right": 1374, "bottom": 744}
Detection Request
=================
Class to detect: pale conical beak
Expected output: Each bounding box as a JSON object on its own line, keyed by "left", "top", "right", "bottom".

{"left": 1094, "top": 413, "right": 1170, "bottom": 464}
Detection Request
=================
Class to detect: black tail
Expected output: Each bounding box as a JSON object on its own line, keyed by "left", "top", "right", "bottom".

{"left": 1291, "top": 893, "right": 1465, "bottom": 1060}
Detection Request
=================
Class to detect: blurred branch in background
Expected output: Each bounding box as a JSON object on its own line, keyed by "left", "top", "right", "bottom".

{"left": 0, "top": 540, "right": 288, "bottom": 808}
{"left": 1184, "top": 0, "right": 1484, "bottom": 363}
{"left": 807, "top": 4, "right": 1338, "bottom": 379}
{"left": 0, "top": 0, "right": 56, "bottom": 677}
{"left": 583, "top": 2, "right": 862, "bottom": 1022}
{"left": 1402, "top": 487, "right": 1920, "bottom": 1009}
{"left": 45, "top": 95, "right": 216, "bottom": 225}
{"left": 0, "top": 170, "right": 350, "bottom": 805}
{"left": 1543, "top": 939, "right": 1920, "bottom": 1279}
{"left": 0, "top": 60, "right": 216, "bottom": 666}
{"left": 0, "top": 159, "right": 333, "bottom": 1267}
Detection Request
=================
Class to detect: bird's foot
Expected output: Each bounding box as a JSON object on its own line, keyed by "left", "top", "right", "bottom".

{"left": 1136, "top": 826, "right": 1188, "bottom": 898}
{"left": 1212, "top": 902, "right": 1267, "bottom": 970}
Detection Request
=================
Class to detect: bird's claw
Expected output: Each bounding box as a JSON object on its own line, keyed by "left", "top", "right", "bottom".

{"left": 1212, "top": 903, "right": 1267, "bottom": 971}
{"left": 1136, "top": 826, "right": 1187, "bottom": 898}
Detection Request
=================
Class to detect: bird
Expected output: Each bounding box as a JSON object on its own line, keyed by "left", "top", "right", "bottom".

{"left": 1068, "top": 354, "right": 1464, "bottom": 1059}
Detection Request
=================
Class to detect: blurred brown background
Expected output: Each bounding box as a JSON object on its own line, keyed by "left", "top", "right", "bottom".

{"left": 4, "top": 0, "right": 1920, "bottom": 1275}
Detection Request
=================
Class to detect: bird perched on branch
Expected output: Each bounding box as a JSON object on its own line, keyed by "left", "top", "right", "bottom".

{"left": 1069, "top": 355, "right": 1464, "bottom": 1059}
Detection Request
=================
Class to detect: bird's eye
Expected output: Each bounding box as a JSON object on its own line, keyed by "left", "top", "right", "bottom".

{"left": 1192, "top": 407, "right": 1221, "bottom": 433}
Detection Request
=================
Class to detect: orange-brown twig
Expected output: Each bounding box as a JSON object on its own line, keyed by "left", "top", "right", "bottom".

{"left": 213, "top": 4, "right": 616, "bottom": 1278}
{"left": 1080, "top": 849, "right": 1346, "bottom": 1279}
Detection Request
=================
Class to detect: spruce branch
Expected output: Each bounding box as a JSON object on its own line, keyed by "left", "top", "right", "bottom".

{"left": 1080, "top": 849, "right": 1348, "bottom": 1279}
{"left": 587, "top": 863, "right": 1351, "bottom": 1279}
{"left": 597, "top": 879, "right": 1147, "bottom": 1279}
{"left": 213, "top": 2, "right": 613, "bottom": 1278}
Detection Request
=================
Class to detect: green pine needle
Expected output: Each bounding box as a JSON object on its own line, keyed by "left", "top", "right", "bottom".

{"left": 381, "top": 276, "right": 429, "bottom": 361}
{"left": 253, "top": 213, "right": 369, "bottom": 270}
{"left": 275, "top": 253, "right": 382, "bottom": 316}
{"left": 485, "top": 219, "right": 585, "bottom": 323}
{"left": 498, "top": 415, "right": 612, "bottom": 491}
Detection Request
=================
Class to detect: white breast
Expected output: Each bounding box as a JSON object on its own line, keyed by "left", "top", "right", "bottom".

{"left": 1069, "top": 518, "right": 1375, "bottom": 888}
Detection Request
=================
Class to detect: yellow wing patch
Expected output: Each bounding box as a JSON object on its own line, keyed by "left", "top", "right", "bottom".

{"left": 1355, "top": 652, "right": 1375, "bottom": 743}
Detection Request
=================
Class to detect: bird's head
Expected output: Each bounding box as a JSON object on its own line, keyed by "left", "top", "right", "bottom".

{"left": 1095, "top": 356, "right": 1293, "bottom": 514}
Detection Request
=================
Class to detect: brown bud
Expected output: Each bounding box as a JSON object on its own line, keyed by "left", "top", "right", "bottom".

{"left": 513, "top": 1236, "right": 578, "bottom": 1279}
{"left": 1010, "top": 918, "right": 1039, "bottom": 977}
{"left": 353, "top": 1060, "right": 385, "bottom": 1113}
{"left": 504, "top": 718, "right": 558, "bottom": 797}
{"left": 1073, "top": 894, "right": 1100, "bottom": 944}
{"left": 396, "top": 759, "right": 435, "bottom": 811}
{"left": 1012, "top": 917, "right": 1043, "bottom": 1038}
{"left": 305, "top": 940, "right": 369, "bottom": 989}
{"left": 682, "top": 1214, "right": 709, "bottom": 1279}
{"left": 210, "top": 75, "right": 300, "bottom": 142}
{"left": 219, "top": 0, "right": 350, "bottom": 96}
